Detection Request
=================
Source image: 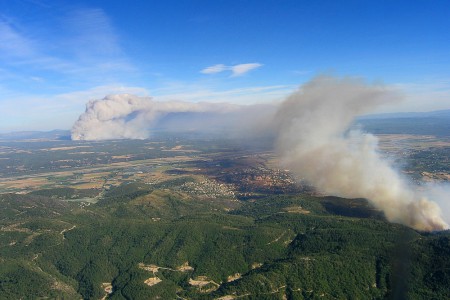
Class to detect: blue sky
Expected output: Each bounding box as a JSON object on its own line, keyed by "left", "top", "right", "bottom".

{"left": 1, "top": 0, "right": 450, "bottom": 131}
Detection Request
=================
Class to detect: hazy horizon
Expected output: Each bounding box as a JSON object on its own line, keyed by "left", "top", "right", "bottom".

{"left": 1, "top": 105, "right": 450, "bottom": 135}
{"left": 1, "top": 1, "right": 450, "bottom": 131}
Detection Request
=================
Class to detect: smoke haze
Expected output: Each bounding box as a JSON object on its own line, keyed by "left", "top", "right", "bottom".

{"left": 71, "top": 94, "right": 240, "bottom": 140}
{"left": 71, "top": 76, "right": 449, "bottom": 231}
{"left": 273, "top": 76, "right": 448, "bottom": 231}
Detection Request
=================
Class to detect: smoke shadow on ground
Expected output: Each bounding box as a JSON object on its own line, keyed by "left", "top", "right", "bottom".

{"left": 320, "top": 196, "right": 386, "bottom": 219}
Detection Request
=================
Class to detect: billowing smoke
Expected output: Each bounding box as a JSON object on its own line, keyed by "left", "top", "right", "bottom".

{"left": 274, "top": 76, "right": 448, "bottom": 231}
{"left": 71, "top": 77, "right": 449, "bottom": 231}
{"left": 71, "top": 94, "right": 240, "bottom": 140}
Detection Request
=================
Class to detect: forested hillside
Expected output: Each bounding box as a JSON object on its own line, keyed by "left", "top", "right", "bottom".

{"left": 1, "top": 185, "right": 449, "bottom": 299}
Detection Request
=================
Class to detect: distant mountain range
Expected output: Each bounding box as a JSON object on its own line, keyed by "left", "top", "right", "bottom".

{"left": 356, "top": 109, "right": 450, "bottom": 137}
{"left": 358, "top": 109, "right": 450, "bottom": 120}
{"left": 1, "top": 109, "right": 449, "bottom": 140}
{"left": 0, "top": 129, "right": 71, "bottom": 141}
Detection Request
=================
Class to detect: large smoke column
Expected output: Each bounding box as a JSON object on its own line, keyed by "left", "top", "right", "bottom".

{"left": 71, "top": 77, "right": 448, "bottom": 231}
{"left": 274, "top": 76, "right": 448, "bottom": 231}
{"left": 71, "top": 94, "right": 239, "bottom": 140}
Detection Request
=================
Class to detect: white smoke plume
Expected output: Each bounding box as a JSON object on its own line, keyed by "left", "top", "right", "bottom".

{"left": 71, "top": 77, "right": 449, "bottom": 231}
{"left": 71, "top": 94, "right": 239, "bottom": 140}
{"left": 274, "top": 76, "right": 448, "bottom": 231}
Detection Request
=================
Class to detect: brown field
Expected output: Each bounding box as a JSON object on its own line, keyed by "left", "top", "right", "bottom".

{"left": 0, "top": 155, "right": 200, "bottom": 193}
{"left": 111, "top": 155, "right": 134, "bottom": 159}
{"left": 377, "top": 134, "right": 450, "bottom": 151}
{"left": 0, "top": 177, "right": 49, "bottom": 190}
{"left": 46, "top": 146, "right": 90, "bottom": 151}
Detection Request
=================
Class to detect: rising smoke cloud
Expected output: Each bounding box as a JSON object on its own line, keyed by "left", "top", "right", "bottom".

{"left": 71, "top": 94, "right": 240, "bottom": 140}
{"left": 71, "top": 76, "right": 449, "bottom": 231}
{"left": 274, "top": 76, "right": 448, "bottom": 231}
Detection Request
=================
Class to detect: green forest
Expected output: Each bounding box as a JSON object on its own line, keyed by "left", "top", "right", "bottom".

{"left": 0, "top": 183, "right": 449, "bottom": 299}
